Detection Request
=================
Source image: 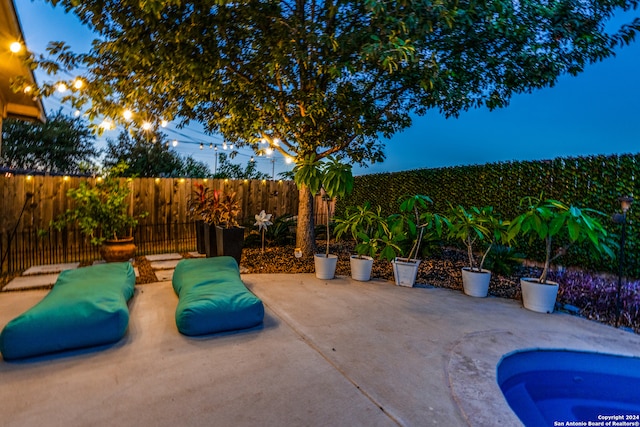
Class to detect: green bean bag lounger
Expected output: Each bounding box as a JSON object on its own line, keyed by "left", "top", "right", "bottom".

{"left": 0, "top": 262, "right": 136, "bottom": 360}
{"left": 172, "top": 256, "right": 264, "bottom": 336}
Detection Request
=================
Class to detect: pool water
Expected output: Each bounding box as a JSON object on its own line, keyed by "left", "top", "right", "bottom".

{"left": 497, "top": 350, "right": 640, "bottom": 426}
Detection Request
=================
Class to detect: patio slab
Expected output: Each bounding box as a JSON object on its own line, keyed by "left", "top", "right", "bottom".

{"left": 154, "top": 269, "right": 174, "bottom": 282}
{"left": 145, "top": 253, "right": 182, "bottom": 262}
{"left": 22, "top": 263, "right": 79, "bottom": 276}
{"left": 1, "top": 274, "right": 639, "bottom": 426}
{"left": 149, "top": 259, "right": 181, "bottom": 270}
{"left": 3, "top": 274, "right": 59, "bottom": 290}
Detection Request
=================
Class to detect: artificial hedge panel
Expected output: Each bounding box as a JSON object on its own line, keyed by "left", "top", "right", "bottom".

{"left": 338, "top": 153, "right": 639, "bottom": 278}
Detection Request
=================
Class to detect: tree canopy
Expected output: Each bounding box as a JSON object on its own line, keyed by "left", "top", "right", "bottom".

{"left": 1, "top": 110, "right": 98, "bottom": 174}
{"left": 33, "top": 0, "right": 640, "bottom": 254}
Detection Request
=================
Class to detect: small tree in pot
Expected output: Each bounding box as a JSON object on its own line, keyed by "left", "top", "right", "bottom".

{"left": 446, "top": 205, "right": 508, "bottom": 297}
{"left": 50, "top": 162, "right": 147, "bottom": 262}
{"left": 389, "top": 195, "right": 448, "bottom": 287}
{"left": 294, "top": 155, "right": 354, "bottom": 280}
{"left": 507, "top": 196, "right": 614, "bottom": 313}
{"left": 335, "top": 202, "right": 398, "bottom": 281}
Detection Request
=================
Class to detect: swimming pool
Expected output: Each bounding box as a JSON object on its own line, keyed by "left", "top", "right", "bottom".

{"left": 497, "top": 349, "right": 640, "bottom": 426}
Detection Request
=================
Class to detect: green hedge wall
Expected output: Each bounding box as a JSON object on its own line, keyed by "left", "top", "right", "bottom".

{"left": 338, "top": 153, "right": 639, "bottom": 277}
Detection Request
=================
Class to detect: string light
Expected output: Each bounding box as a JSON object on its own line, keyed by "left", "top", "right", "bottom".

{"left": 230, "top": 143, "right": 234, "bottom": 150}
{"left": 74, "top": 110, "right": 81, "bottom": 117}
{"left": 214, "top": 145, "right": 218, "bottom": 151}
{"left": 23, "top": 85, "right": 32, "bottom": 94}
{"left": 56, "top": 83, "right": 67, "bottom": 93}
{"left": 9, "top": 41, "right": 22, "bottom": 53}
{"left": 199, "top": 143, "right": 203, "bottom": 150}
{"left": 222, "top": 142, "right": 228, "bottom": 150}
{"left": 285, "top": 157, "right": 293, "bottom": 164}
{"left": 73, "top": 79, "right": 83, "bottom": 89}
{"left": 209, "top": 143, "right": 213, "bottom": 149}
{"left": 141, "top": 121, "right": 152, "bottom": 131}
{"left": 250, "top": 156, "right": 255, "bottom": 162}
{"left": 160, "top": 120, "right": 168, "bottom": 128}
{"left": 100, "top": 119, "right": 114, "bottom": 130}
{"left": 123, "top": 109, "right": 133, "bottom": 120}
{"left": 260, "top": 138, "right": 267, "bottom": 145}
{"left": 172, "top": 140, "right": 178, "bottom": 147}
{"left": 273, "top": 138, "right": 280, "bottom": 146}
{"left": 265, "top": 147, "right": 274, "bottom": 156}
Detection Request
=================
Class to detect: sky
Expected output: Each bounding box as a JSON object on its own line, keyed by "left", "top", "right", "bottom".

{"left": 14, "top": 0, "right": 640, "bottom": 177}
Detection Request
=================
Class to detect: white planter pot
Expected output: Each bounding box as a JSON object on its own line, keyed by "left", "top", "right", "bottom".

{"left": 520, "top": 278, "right": 559, "bottom": 313}
{"left": 392, "top": 257, "right": 420, "bottom": 287}
{"left": 350, "top": 255, "right": 374, "bottom": 282}
{"left": 314, "top": 254, "right": 338, "bottom": 280}
{"left": 461, "top": 268, "right": 491, "bottom": 298}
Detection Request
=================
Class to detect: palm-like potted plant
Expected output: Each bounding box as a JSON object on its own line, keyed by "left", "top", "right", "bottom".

{"left": 334, "top": 202, "right": 397, "bottom": 281}
{"left": 446, "top": 205, "right": 508, "bottom": 297}
{"left": 389, "top": 195, "right": 448, "bottom": 287}
{"left": 507, "top": 196, "right": 614, "bottom": 313}
{"left": 215, "top": 191, "right": 244, "bottom": 266}
{"left": 50, "top": 162, "right": 147, "bottom": 262}
{"left": 294, "top": 155, "right": 354, "bottom": 280}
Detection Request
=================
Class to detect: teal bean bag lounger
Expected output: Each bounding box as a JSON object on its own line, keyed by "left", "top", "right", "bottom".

{"left": 0, "top": 262, "right": 136, "bottom": 360}
{"left": 172, "top": 256, "right": 264, "bottom": 336}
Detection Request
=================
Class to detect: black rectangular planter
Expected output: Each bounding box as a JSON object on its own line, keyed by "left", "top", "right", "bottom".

{"left": 215, "top": 226, "right": 245, "bottom": 266}
{"left": 195, "top": 220, "right": 206, "bottom": 254}
{"left": 204, "top": 223, "right": 218, "bottom": 257}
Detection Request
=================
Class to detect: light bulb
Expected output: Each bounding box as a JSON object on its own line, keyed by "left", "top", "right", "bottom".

{"left": 73, "top": 79, "right": 83, "bottom": 89}
{"left": 141, "top": 121, "right": 152, "bottom": 131}
{"left": 172, "top": 140, "right": 178, "bottom": 147}
{"left": 10, "top": 42, "right": 22, "bottom": 53}
{"left": 123, "top": 109, "right": 133, "bottom": 120}
{"left": 23, "top": 85, "right": 32, "bottom": 94}
{"left": 285, "top": 157, "right": 293, "bottom": 164}
{"left": 223, "top": 142, "right": 228, "bottom": 150}
{"left": 200, "top": 143, "right": 204, "bottom": 150}
{"left": 57, "top": 83, "right": 67, "bottom": 93}
{"left": 265, "top": 147, "right": 273, "bottom": 156}
{"left": 273, "top": 138, "right": 280, "bottom": 146}
{"left": 74, "top": 110, "right": 81, "bottom": 117}
{"left": 161, "top": 120, "right": 168, "bottom": 128}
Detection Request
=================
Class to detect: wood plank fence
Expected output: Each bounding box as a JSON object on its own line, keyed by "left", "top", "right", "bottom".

{"left": 0, "top": 174, "right": 331, "bottom": 275}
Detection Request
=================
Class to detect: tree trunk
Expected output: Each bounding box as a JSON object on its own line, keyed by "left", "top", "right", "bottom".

{"left": 296, "top": 184, "right": 316, "bottom": 256}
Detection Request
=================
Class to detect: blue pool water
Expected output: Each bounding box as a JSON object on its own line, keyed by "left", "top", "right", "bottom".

{"left": 497, "top": 350, "right": 640, "bottom": 426}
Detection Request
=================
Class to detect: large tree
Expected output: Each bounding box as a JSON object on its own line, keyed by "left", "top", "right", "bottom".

{"left": 34, "top": 0, "right": 639, "bottom": 255}
{"left": 1, "top": 110, "right": 98, "bottom": 174}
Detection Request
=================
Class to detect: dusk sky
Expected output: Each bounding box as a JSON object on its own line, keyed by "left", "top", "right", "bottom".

{"left": 14, "top": 0, "right": 640, "bottom": 177}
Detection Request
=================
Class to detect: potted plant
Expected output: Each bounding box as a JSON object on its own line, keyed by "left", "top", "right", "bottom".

{"left": 294, "top": 155, "right": 354, "bottom": 280}
{"left": 334, "top": 202, "right": 397, "bottom": 281}
{"left": 446, "top": 205, "right": 508, "bottom": 297}
{"left": 507, "top": 196, "right": 614, "bottom": 313}
{"left": 389, "top": 195, "right": 448, "bottom": 287}
{"left": 50, "top": 162, "right": 147, "bottom": 262}
{"left": 187, "top": 183, "right": 210, "bottom": 254}
{"left": 215, "top": 191, "right": 244, "bottom": 266}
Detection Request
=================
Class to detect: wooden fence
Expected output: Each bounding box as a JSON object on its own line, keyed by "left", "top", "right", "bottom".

{"left": 0, "top": 174, "right": 329, "bottom": 275}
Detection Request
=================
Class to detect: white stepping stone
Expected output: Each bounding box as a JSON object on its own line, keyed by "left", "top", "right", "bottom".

{"left": 22, "top": 263, "right": 79, "bottom": 276}
{"left": 155, "top": 269, "right": 174, "bottom": 282}
{"left": 4, "top": 274, "right": 59, "bottom": 290}
{"left": 187, "top": 252, "right": 206, "bottom": 258}
{"left": 145, "top": 253, "right": 182, "bottom": 262}
{"left": 150, "top": 259, "right": 181, "bottom": 270}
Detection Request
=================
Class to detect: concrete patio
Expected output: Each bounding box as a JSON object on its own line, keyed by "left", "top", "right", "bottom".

{"left": 2, "top": 273, "right": 640, "bottom": 426}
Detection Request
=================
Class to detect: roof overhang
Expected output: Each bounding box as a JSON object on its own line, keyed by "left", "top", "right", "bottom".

{"left": 0, "top": 0, "right": 46, "bottom": 123}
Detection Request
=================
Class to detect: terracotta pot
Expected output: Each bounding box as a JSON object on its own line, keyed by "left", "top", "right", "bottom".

{"left": 100, "top": 237, "right": 136, "bottom": 262}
